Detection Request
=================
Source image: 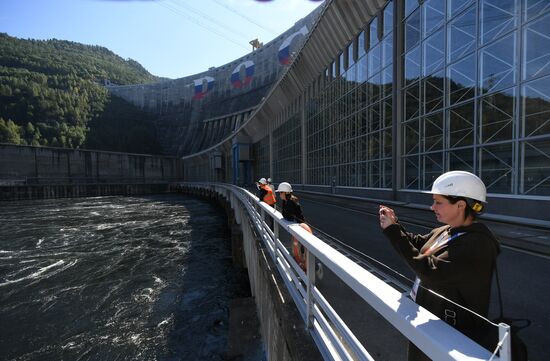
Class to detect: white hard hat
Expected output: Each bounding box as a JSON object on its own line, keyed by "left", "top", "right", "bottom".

{"left": 267, "top": 178, "right": 272, "bottom": 183}
{"left": 258, "top": 178, "right": 267, "bottom": 185}
{"left": 428, "top": 171, "right": 487, "bottom": 203}
{"left": 276, "top": 182, "right": 293, "bottom": 193}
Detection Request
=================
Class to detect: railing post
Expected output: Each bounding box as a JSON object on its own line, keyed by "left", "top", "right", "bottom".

{"left": 306, "top": 249, "right": 316, "bottom": 329}
{"left": 498, "top": 323, "right": 512, "bottom": 361}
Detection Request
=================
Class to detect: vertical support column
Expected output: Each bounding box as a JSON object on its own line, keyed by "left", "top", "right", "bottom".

{"left": 498, "top": 323, "right": 512, "bottom": 361}
{"left": 306, "top": 249, "right": 316, "bottom": 329}
{"left": 392, "top": 0, "right": 404, "bottom": 201}
{"left": 301, "top": 94, "right": 307, "bottom": 186}
{"left": 269, "top": 128, "right": 274, "bottom": 181}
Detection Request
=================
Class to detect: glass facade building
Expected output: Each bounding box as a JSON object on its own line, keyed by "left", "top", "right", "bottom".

{"left": 250, "top": 0, "right": 549, "bottom": 201}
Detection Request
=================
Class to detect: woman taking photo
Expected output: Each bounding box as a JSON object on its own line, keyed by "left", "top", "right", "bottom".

{"left": 379, "top": 171, "right": 500, "bottom": 361}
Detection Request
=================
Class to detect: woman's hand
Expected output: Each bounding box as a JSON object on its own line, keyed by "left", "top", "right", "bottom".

{"left": 379, "top": 205, "right": 398, "bottom": 229}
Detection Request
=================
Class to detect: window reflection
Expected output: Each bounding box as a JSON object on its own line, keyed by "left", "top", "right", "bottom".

{"left": 481, "top": 32, "right": 516, "bottom": 94}
{"left": 523, "top": 139, "right": 550, "bottom": 195}
{"left": 406, "top": 9, "right": 421, "bottom": 51}
{"left": 449, "top": 101, "right": 475, "bottom": 148}
{"left": 448, "top": 53, "right": 476, "bottom": 104}
{"left": 448, "top": 5, "right": 476, "bottom": 63}
{"left": 481, "top": 0, "right": 517, "bottom": 45}
{"left": 480, "top": 142, "right": 514, "bottom": 194}
{"left": 523, "top": 12, "right": 550, "bottom": 80}
{"left": 480, "top": 90, "right": 516, "bottom": 143}
{"left": 423, "top": 0, "right": 445, "bottom": 37}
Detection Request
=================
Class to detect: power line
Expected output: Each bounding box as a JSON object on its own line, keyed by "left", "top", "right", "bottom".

{"left": 211, "top": 0, "right": 278, "bottom": 36}
{"left": 155, "top": 1, "right": 250, "bottom": 51}
{"left": 167, "top": 0, "right": 253, "bottom": 41}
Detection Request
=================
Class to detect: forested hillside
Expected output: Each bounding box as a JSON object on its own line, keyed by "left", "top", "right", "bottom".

{"left": 0, "top": 33, "right": 163, "bottom": 153}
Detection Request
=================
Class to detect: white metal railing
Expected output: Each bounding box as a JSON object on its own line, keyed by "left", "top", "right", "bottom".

{"left": 183, "top": 183, "right": 512, "bottom": 361}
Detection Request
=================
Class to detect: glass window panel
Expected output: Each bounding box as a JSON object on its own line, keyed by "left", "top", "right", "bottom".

{"left": 383, "top": 158, "right": 393, "bottom": 188}
{"left": 403, "top": 155, "right": 421, "bottom": 189}
{"left": 382, "top": 98, "right": 392, "bottom": 129}
{"left": 448, "top": 53, "right": 476, "bottom": 104}
{"left": 382, "top": 66, "right": 393, "bottom": 99}
{"left": 424, "top": 0, "right": 446, "bottom": 37}
{"left": 340, "top": 52, "right": 346, "bottom": 75}
{"left": 368, "top": 132, "right": 381, "bottom": 160}
{"left": 384, "top": 1, "right": 394, "bottom": 37}
{"left": 405, "top": 46, "right": 421, "bottom": 83}
{"left": 448, "top": 5, "right": 476, "bottom": 63}
{"left": 522, "top": 75, "right": 550, "bottom": 137}
{"left": 423, "top": 152, "right": 444, "bottom": 189}
{"left": 368, "top": 102, "right": 381, "bottom": 133}
{"left": 479, "top": 142, "right": 514, "bottom": 194}
{"left": 423, "top": 28, "right": 445, "bottom": 75}
{"left": 448, "top": 148, "right": 474, "bottom": 172}
{"left": 449, "top": 101, "right": 475, "bottom": 147}
{"left": 479, "top": 89, "right": 516, "bottom": 143}
{"left": 523, "top": 12, "right": 550, "bottom": 80}
{"left": 403, "top": 119, "right": 420, "bottom": 154}
{"left": 424, "top": 70, "right": 445, "bottom": 114}
{"left": 371, "top": 17, "right": 379, "bottom": 47}
{"left": 368, "top": 43, "right": 382, "bottom": 76}
{"left": 368, "top": 72, "right": 382, "bottom": 104}
{"left": 449, "top": 0, "right": 475, "bottom": 19}
{"left": 383, "top": 129, "right": 392, "bottom": 158}
{"left": 357, "top": 56, "right": 368, "bottom": 83}
{"left": 522, "top": 139, "right": 550, "bottom": 196}
{"left": 406, "top": 8, "right": 421, "bottom": 52}
{"left": 358, "top": 31, "right": 366, "bottom": 58}
{"left": 367, "top": 160, "right": 381, "bottom": 188}
{"left": 405, "top": 82, "right": 421, "bottom": 119}
{"left": 406, "top": 0, "right": 420, "bottom": 18}
{"left": 524, "top": 0, "right": 550, "bottom": 21}
{"left": 481, "top": 0, "right": 518, "bottom": 44}
{"left": 424, "top": 112, "right": 444, "bottom": 152}
{"left": 382, "top": 32, "right": 394, "bottom": 69}
{"left": 481, "top": 32, "right": 517, "bottom": 94}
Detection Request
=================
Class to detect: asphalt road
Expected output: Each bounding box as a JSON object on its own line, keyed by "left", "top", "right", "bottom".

{"left": 296, "top": 192, "right": 550, "bottom": 361}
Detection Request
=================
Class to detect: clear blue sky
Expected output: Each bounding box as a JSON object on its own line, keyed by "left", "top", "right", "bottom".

{"left": 0, "top": 0, "right": 323, "bottom": 79}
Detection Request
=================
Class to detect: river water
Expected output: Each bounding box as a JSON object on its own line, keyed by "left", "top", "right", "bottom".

{"left": 0, "top": 194, "right": 251, "bottom": 360}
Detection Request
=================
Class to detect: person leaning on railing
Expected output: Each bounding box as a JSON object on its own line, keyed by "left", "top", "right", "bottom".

{"left": 275, "top": 182, "right": 305, "bottom": 223}
{"left": 256, "top": 177, "right": 276, "bottom": 207}
{"left": 379, "top": 171, "right": 500, "bottom": 361}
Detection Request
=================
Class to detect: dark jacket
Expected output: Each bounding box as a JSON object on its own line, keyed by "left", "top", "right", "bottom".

{"left": 282, "top": 195, "right": 304, "bottom": 223}
{"left": 383, "top": 222, "right": 500, "bottom": 360}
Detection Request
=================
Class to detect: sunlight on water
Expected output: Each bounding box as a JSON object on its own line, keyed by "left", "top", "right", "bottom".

{"left": 0, "top": 194, "right": 248, "bottom": 361}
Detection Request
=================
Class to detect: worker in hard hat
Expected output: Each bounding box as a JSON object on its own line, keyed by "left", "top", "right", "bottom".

{"left": 256, "top": 177, "right": 276, "bottom": 207}
{"left": 379, "top": 171, "right": 500, "bottom": 361}
{"left": 275, "top": 182, "right": 304, "bottom": 222}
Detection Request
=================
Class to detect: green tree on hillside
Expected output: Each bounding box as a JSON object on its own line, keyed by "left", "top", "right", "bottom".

{"left": 0, "top": 32, "right": 163, "bottom": 153}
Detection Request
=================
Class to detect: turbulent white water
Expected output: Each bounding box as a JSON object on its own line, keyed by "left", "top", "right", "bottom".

{"left": 0, "top": 195, "right": 249, "bottom": 361}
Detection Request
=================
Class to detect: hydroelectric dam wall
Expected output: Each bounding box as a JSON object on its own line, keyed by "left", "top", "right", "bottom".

{"left": 0, "top": 143, "right": 184, "bottom": 200}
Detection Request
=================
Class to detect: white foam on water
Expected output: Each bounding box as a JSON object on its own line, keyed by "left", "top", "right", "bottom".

{"left": 36, "top": 238, "right": 44, "bottom": 248}
{"left": 0, "top": 259, "right": 78, "bottom": 287}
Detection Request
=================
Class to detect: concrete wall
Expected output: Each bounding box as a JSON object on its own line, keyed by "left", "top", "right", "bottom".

{"left": 0, "top": 144, "right": 184, "bottom": 200}
{"left": 0, "top": 143, "right": 183, "bottom": 184}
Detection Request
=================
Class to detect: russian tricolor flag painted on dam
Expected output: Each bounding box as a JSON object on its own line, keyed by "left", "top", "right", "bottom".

{"left": 193, "top": 76, "right": 215, "bottom": 99}
{"left": 278, "top": 25, "right": 309, "bottom": 65}
{"left": 231, "top": 61, "right": 255, "bottom": 89}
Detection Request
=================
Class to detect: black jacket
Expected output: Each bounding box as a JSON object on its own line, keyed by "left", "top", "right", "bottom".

{"left": 281, "top": 196, "right": 304, "bottom": 223}
{"left": 383, "top": 222, "right": 500, "bottom": 358}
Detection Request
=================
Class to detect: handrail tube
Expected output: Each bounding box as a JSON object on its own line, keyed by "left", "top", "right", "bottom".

{"left": 312, "top": 305, "right": 354, "bottom": 361}
{"left": 313, "top": 288, "right": 373, "bottom": 361}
